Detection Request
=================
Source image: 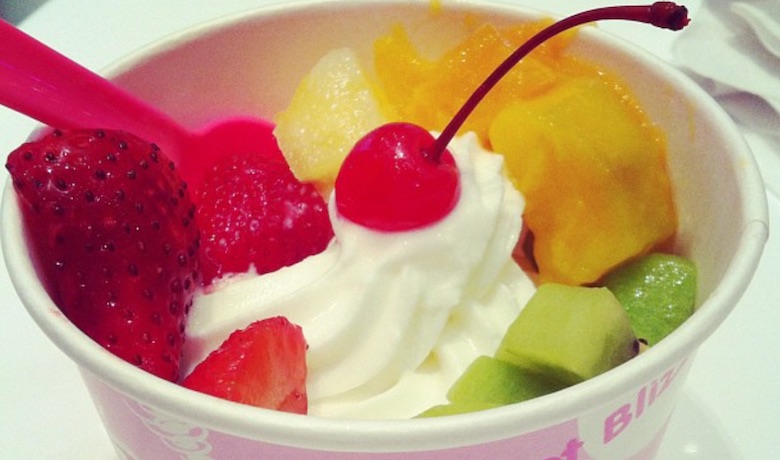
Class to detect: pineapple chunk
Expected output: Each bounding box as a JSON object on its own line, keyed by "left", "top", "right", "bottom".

{"left": 274, "top": 48, "right": 395, "bottom": 194}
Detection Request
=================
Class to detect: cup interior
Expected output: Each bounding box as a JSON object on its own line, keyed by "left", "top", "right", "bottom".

{"left": 0, "top": 0, "right": 769, "bottom": 453}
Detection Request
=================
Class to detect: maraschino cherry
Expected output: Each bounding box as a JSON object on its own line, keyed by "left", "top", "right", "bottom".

{"left": 335, "top": 2, "right": 689, "bottom": 231}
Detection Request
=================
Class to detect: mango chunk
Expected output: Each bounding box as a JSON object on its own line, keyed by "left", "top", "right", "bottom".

{"left": 489, "top": 77, "right": 677, "bottom": 285}
{"left": 374, "top": 22, "right": 574, "bottom": 141}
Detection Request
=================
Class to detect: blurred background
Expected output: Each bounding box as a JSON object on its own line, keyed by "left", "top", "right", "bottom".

{"left": 0, "top": 0, "right": 48, "bottom": 24}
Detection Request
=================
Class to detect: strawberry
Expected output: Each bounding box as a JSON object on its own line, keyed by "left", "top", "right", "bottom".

{"left": 5, "top": 128, "right": 200, "bottom": 382}
{"left": 182, "top": 316, "right": 308, "bottom": 413}
{"left": 195, "top": 151, "right": 333, "bottom": 286}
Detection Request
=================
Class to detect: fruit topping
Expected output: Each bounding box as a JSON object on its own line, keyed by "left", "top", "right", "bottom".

{"left": 274, "top": 48, "right": 395, "bottom": 195}
{"left": 182, "top": 316, "right": 308, "bottom": 413}
{"left": 491, "top": 78, "right": 677, "bottom": 285}
{"left": 181, "top": 117, "right": 285, "bottom": 193}
{"left": 3, "top": 2, "right": 695, "bottom": 418}
{"left": 427, "top": 2, "right": 689, "bottom": 159}
{"left": 495, "top": 283, "right": 638, "bottom": 386}
{"left": 374, "top": 21, "right": 563, "bottom": 143}
{"left": 195, "top": 152, "right": 333, "bottom": 287}
{"left": 5, "top": 128, "right": 200, "bottom": 381}
{"left": 447, "top": 355, "right": 568, "bottom": 407}
{"left": 335, "top": 2, "right": 688, "bottom": 232}
{"left": 603, "top": 253, "right": 697, "bottom": 345}
{"left": 418, "top": 401, "right": 500, "bottom": 418}
{"left": 335, "top": 122, "right": 460, "bottom": 231}
{"left": 420, "top": 283, "right": 638, "bottom": 416}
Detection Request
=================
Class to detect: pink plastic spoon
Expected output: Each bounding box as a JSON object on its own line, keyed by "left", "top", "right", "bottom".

{"left": 0, "top": 19, "right": 279, "bottom": 190}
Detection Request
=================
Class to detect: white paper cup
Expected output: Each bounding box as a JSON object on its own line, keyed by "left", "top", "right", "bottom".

{"left": 1, "top": 1, "right": 769, "bottom": 458}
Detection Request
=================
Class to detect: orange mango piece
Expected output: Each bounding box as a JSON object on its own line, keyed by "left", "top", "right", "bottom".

{"left": 489, "top": 77, "right": 677, "bottom": 285}
{"left": 373, "top": 20, "right": 677, "bottom": 285}
{"left": 374, "top": 22, "right": 574, "bottom": 141}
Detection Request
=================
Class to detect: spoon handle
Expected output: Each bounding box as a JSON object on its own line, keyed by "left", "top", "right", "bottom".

{"left": 0, "top": 19, "right": 187, "bottom": 146}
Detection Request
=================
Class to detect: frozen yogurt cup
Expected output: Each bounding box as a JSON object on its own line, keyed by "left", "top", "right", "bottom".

{"left": 0, "top": 0, "right": 769, "bottom": 458}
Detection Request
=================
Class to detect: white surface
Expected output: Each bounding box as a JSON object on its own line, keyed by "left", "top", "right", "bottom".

{"left": 0, "top": 1, "right": 777, "bottom": 458}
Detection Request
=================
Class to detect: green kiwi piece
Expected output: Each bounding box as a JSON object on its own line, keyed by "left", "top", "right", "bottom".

{"left": 447, "top": 355, "right": 569, "bottom": 406}
{"left": 603, "top": 252, "right": 696, "bottom": 346}
{"left": 416, "top": 401, "right": 500, "bottom": 418}
{"left": 495, "top": 283, "right": 638, "bottom": 385}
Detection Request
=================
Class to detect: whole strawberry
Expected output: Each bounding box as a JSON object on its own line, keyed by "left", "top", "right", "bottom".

{"left": 196, "top": 152, "right": 333, "bottom": 286}
{"left": 5, "top": 129, "right": 200, "bottom": 382}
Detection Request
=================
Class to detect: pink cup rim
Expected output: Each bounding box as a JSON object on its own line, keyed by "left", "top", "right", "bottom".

{"left": 0, "top": 0, "right": 769, "bottom": 453}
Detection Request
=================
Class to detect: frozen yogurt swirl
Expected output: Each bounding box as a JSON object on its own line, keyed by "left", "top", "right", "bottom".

{"left": 183, "top": 132, "right": 534, "bottom": 419}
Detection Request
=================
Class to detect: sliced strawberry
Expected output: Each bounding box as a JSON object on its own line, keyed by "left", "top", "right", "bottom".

{"left": 182, "top": 316, "right": 308, "bottom": 413}
{"left": 195, "top": 152, "right": 333, "bottom": 286}
{"left": 5, "top": 129, "right": 200, "bottom": 382}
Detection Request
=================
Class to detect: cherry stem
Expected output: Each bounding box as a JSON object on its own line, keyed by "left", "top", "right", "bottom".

{"left": 426, "top": 2, "right": 690, "bottom": 161}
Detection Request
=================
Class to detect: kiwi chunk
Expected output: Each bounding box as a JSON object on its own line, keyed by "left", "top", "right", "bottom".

{"left": 416, "top": 401, "right": 500, "bottom": 418}
{"left": 495, "top": 283, "right": 638, "bottom": 385}
{"left": 447, "top": 355, "right": 569, "bottom": 406}
{"left": 604, "top": 253, "right": 696, "bottom": 346}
